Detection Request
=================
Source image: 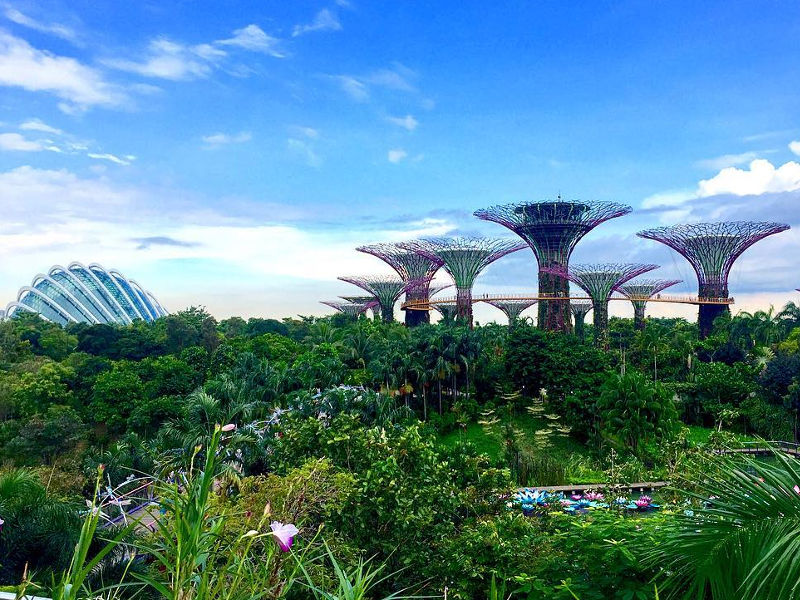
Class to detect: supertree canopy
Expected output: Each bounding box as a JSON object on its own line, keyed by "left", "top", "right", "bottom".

{"left": 569, "top": 301, "right": 592, "bottom": 341}
{"left": 485, "top": 299, "right": 537, "bottom": 325}
{"left": 474, "top": 199, "right": 631, "bottom": 332}
{"left": 618, "top": 279, "right": 681, "bottom": 330}
{"left": 356, "top": 242, "right": 444, "bottom": 327}
{"left": 338, "top": 275, "right": 410, "bottom": 323}
{"left": 637, "top": 221, "right": 790, "bottom": 337}
{"left": 544, "top": 263, "right": 658, "bottom": 347}
{"left": 399, "top": 237, "right": 526, "bottom": 327}
{"left": 320, "top": 301, "right": 372, "bottom": 318}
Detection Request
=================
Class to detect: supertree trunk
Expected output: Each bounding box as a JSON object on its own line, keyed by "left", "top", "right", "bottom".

{"left": 574, "top": 314, "right": 586, "bottom": 341}
{"left": 633, "top": 301, "right": 646, "bottom": 330}
{"left": 381, "top": 303, "right": 395, "bottom": 323}
{"left": 593, "top": 301, "right": 609, "bottom": 349}
{"left": 404, "top": 288, "right": 430, "bottom": 327}
{"left": 538, "top": 268, "right": 572, "bottom": 333}
{"left": 456, "top": 287, "right": 473, "bottom": 328}
{"left": 698, "top": 282, "right": 729, "bottom": 339}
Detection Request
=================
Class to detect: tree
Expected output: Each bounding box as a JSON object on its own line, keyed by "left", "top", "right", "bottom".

{"left": 1, "top": 405, "right": 87, "bottom": 465}
{"left": 89, "top": 362, "right": 145, "bottom": 433}
{"left": 13, "top": 360, "right": 74, "bottom": 418}
{"left": 596, "top": 369, "right": 677, "bottom": 455}
{"left": 0, "top": 469, "right": 82, "bottom": 584}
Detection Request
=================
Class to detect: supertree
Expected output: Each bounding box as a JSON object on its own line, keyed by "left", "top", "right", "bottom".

{"left": 543, "top": 263, "right": 658, "bottom": 348}
{"left": 570, "top": 301, "right": 592, "bottom": 342}
{"left": 433, "top": 302, "right": 459, "bottom": 323}
{"left": 485, "top": 299, "right": 537, "bottom": 326}
{"left": 474, "top": 199, "right": 631, "bottom": 332}
{"left": 338, "top": 275, "right": 410, "bottom": 323}
{"left": 339, "top": 295, "right": 379, "bottom": 320}
{"left": 617, "top": 279, "right": 681, "bottom": 330}
{"left": 399, "top": 237, "right": 526, "bottom": 327}
{"left": 638, "top": 222, "right": 790, "bottom": 338}
{"left": 320, "top": 301, "right": 371, "bottom": 318}
{"left": 356, "top": 242, "right": 444, "bottom": 327}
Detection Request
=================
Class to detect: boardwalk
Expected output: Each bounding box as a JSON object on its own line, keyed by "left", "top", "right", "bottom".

{"left": 521, "top": 481, "right": 669, "bottom": 495}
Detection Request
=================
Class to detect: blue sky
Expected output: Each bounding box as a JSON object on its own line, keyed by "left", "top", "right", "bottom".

{"left": 1, "top": 1, "right": 799, "bottom": 321}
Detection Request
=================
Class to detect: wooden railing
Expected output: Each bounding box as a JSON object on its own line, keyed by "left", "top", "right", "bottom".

{"left": 402, "top": 293, "right": 735, "bottom": 310}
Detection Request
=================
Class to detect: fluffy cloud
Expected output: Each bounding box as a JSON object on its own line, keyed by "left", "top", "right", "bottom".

{"left": 387, "top": 148, "right": 407, "bottom": 163}
{"left": 0, "top": 132, "right": 44, "bottom": 151}
{"left": 386, "top": 114, "right": 418, "bottom": 131}
{"left": 292, "top": 9, "right": 342, "bottom": 37}
{"left": 328, "top": 63, "right": 418, "bottom": 102}
{"left": 790, "top": 140, "right": 800, "bottom": 156}
{"left": 697, "top": 159, "right": 800, "bottom": 197}
{"left": 0, "top": 31, "right": 126, "bottom": 112}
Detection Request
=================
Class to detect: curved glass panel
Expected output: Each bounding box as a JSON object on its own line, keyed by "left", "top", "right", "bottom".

{"left": 31, "top": 278, "right": 91, "bottom": 322}
{"left": 110, "top": 272, "right": 150, "bottom": 321}
{"left": 50, "top": 268, "right": 110, "bottom": 323}
{"left": 89, "top": 266, "right": 140, "bottom": 321}
{"left": 68, "top": 265, "right": 128, "bottom": 322}
{"left": 19, "top": 290, "right": 70, "bottom": 326}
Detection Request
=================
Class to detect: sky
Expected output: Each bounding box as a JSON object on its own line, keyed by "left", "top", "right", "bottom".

{"left": 0, "top": 0, "right": 799, "bottom": 323}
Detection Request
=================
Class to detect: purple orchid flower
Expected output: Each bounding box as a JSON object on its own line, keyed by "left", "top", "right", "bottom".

{"left": 270, "top": 521, "right": 299, "bottom": 552}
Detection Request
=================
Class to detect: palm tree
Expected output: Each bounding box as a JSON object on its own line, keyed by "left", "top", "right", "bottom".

{"left": 0, "top": 469, "right": 82, "bottom": 584}
{"left": 648, "top": 450, "right": 800, "bottom": 599}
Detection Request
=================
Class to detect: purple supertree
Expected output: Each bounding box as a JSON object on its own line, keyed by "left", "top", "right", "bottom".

{"left": 569, "top": 301, "right": 592, "bottom": 342}
{"left": 338, "top": 275, "right": 412, "bottom": 323}
{"left": 339, "top": 295, "right": 379, "bottom": 320}
{"left": 474, "top": 199, "right": 631, "bottom": 332}
{"left": 543, "top": 263, "right": 658, "bottom": 348}
{"left": 637, "top": 222, "right": 790, "bottom": 338}
{"left": 617, "top": 279, "right": 681, "bottom": 330}
{"left": 356, "top": 242, "right": 444, "bottom": 327}
{"left": 320, "top": 301, "right": 372, "bottom": 318}
{"left": 485, "top": 299, "right": 538, "bottom": 326}
{"left": 399, "top": 237, "right": 526, "bottom": 327}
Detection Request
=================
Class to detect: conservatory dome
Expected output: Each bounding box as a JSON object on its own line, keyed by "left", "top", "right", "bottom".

{"left": 4, "top": 262, "right": 168, "bottom": 326}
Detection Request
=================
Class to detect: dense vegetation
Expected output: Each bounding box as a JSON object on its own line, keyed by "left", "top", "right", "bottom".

{"left": 2, "top": 303, "right": 800, "bottom": 598}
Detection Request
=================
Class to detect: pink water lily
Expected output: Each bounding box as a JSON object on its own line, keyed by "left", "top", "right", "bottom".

{"left": 793, "top": 485, "right": 800, "bottom": 495}
{"left": 221, "top": 423, "right": 237, "bottom": 432}
{"left": 270, "top": 521, "right": 299, "bottom": 552}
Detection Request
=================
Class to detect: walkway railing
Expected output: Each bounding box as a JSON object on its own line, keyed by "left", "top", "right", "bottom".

{"left": 402, "top": 293, "right": 736, "bottom": 310}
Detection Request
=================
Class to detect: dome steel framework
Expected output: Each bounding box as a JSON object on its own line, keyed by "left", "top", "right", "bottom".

{"left": 4, "top": 262, "right": 167, "bottom": 326}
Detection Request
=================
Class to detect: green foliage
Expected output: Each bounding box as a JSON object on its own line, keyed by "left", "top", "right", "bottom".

{"left": 0, "top": 469, "right": 82, "bottom": 584}
{"left": 648, "top": 451, "right": 800, "bottom": 600}
{"left": 597, "top": 370, "right": 678, "bottom": 456}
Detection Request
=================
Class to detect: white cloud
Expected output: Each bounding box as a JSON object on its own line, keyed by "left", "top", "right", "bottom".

{"left": 697, "top": 159, "right": 800, "bottom": 197}
{"left": 387, "top": 148, "right": 407, "bottom": 163}
{"left": 287, "top": 137, "right": 321, "bottom": 166}
{"left": 103, "top": 38, "right": 218, "bottom": 80}
{"left": 202, "top": 131, "right": 252, "bottom": 147}
{"left": 789, "top": 140, "right": 800, "bottom": 156}
{"left": 216, "top": 24, "right": 284, "bottom": 57}
{"left": 0, "top": 31, "right": 126, "bottom": 111}
{"left": 87, "top": 152, "right": 135, "bottom": 165}
{"left": 288, "top": 126, "right": 318, "bottom": 139}
{"left": 3, "top": 7, "right": 79, "bottom": 43}
{"left": 19, "top": 118, "right": 63, "bottom": 135}
{"left": 695, "top": 152, "right": 759, "bottom": 170}
{"left": 386, "top": 114, "right": 418, "bottom": 131}
{"left": 328, "top": 63, "right": 418, "bottom": 102}
{"left": 0, "top": 132, "right": 43, "bottom": 151}
{"left": 293, "top": 9, "right": 342, "bottom": 37}
{"left": 330, "top": 75, "right": 368, "bottom": 101}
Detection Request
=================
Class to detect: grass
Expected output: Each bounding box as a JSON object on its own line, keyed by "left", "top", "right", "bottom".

{"left": 438, "top": 412, "right": 605, "bottom": 483}
{"left": 685, "top": 425, "right": 760, "bottom": 446}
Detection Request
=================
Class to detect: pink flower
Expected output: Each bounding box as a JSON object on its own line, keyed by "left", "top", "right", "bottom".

{"left": 571, "top": 494, "right": 583, "bottom": 501}
{"left": 270, "top": 521, "right": 299, "bottom": 552}
{"left": 794, "top": 485, "right": 800, "bottom": 495}
{"left": 584, "top": 491, "right": 604, "bottom": 501}
{"left": 0, "top": 517, "right": 4, "bottom": 530}
{"left": 221, "top": 423, "right": 237, "bottom": 432}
